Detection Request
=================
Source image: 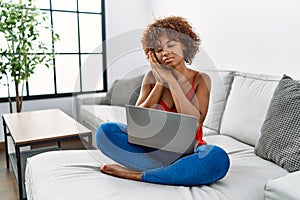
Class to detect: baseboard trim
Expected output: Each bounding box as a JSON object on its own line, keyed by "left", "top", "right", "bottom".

{"left": 0, "top": 142, "right": 4, "bottom": 151}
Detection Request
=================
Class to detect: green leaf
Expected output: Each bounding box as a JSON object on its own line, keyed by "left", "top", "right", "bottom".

{"left": 0, "top": 0, "right": 60, "bottom": 92}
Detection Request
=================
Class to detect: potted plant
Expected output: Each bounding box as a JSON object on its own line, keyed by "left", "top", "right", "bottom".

{"left": 0, "top": 0, "right": 59, "bottom": 113}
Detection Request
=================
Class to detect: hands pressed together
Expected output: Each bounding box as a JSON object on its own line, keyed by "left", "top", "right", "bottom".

{"left": 148, "top": 51, "right": 174, "bottom": 85}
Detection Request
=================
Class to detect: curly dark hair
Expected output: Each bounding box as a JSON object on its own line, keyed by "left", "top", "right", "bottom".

{"left": 141, "top": 16, "right": 201, "bottom": 64}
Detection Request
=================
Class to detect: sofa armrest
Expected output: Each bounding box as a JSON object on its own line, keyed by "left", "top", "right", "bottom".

{"left": 264, "top": 171, "right": 300, "bottom": 200}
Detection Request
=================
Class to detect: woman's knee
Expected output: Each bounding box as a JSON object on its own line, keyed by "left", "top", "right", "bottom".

{"left": 96, "top": 123, "right": 109, "bottom": 141}
{"left": 196, "top": 145, "right": 228, "bottom": 159}
{"left": 212, "top": 145, "right": 230, "bottom": 179}
{"left": 95, "top": 122, "right": 127, "bottom": 149}
{"left": 196, "top": 145, "right": 230, "bottom": 180}
{"left": 95, "top": 123, "right": 107, "bottom": 149}
{"left": 95, "top": 122, "right": 124, "bottom": 149}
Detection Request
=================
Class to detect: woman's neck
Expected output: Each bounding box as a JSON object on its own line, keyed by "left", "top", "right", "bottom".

{"left": 172, "top": 64, "right": 190, "bottom": 81}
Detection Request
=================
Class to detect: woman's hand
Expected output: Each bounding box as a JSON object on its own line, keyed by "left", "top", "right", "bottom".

{"left": 148, "top": 51, "right": 173, "bottom": 85}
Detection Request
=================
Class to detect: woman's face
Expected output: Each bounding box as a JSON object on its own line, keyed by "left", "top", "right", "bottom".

{"left": 153, "top": 35, "right": 185, "bottom": 68}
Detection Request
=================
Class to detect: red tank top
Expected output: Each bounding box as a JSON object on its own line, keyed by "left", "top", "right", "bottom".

{"left": 152, "top": 71, "right": 206, "bottom": 146}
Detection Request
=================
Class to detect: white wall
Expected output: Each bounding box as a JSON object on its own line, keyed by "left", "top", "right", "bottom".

{"left": 105, "top": 0, "right": 155, "bottom": 87}
{"left": 151, "top": 0, "right": 300, "bottom": 79}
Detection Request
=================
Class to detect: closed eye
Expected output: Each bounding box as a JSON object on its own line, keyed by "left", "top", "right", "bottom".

{"left": 167, "top": 44, "right": 175, "bottom": 48}
{"left": 155, "top": 48, "right": 163, "bottom": 53}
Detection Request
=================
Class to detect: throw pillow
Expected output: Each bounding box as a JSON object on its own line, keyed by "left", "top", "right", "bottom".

{"left": 104, "top": 75, "right": 144, "bottom": 106}
{"left": 202, "top": 70, "right": 235, "bottom": 133}
{"left": 254, "top": 75, "right": 300, "bottom": 172}
{"left": 219, "top": 72, "right": 281, "bottom": 146}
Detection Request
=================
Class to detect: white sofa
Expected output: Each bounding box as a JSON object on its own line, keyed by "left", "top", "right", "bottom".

{"left": 25, "top": 70, "right": 300, "bottom": 200}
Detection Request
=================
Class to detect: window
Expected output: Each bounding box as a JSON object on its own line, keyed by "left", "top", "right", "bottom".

{"left": 0, "top": 0, "right": 107, "bottom": 101}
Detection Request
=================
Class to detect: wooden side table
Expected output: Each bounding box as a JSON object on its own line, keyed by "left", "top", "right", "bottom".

{"left": 2, "top": 109, "right": 92, "bottom": 200}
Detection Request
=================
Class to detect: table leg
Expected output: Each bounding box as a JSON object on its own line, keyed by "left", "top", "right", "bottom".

{"left": 88, "top": 134, "right": 93, "bottom": 149}
{"left": 3, "top": 118, "right": 9, "bottom": 169}
{"left": 15, "top": 145, "right": 24, "bottom": 200}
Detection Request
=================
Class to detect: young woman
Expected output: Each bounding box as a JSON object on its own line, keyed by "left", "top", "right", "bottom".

{"left": 96, "top": 16, "right": 230, "bottom": 186}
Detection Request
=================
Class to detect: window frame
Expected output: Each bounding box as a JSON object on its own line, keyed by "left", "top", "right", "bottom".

{"left": 0, "top": 0, "right": 107, "bottom": 102}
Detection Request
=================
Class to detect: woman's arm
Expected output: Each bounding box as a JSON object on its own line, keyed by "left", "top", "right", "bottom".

{"left": 168, "top": 72, "right": 211, "bottom": 128}
{"left": 135, "top": 71, "right": 164, "bottom": 108}
{"left": 136, "top": 52, "right": 169, "bottom": 108}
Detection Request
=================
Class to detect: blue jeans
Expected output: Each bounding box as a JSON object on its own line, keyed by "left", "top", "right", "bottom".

{"left": 96, "top": 122, "right": 230, "bottom": 186}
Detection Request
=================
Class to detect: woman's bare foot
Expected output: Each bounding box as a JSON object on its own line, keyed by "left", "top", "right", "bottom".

{"left": 100, "top": 164, "right": 142, "bottom": 181}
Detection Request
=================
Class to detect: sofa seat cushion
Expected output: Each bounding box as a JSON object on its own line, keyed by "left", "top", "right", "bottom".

{"left": 79, "top": 105, "right": 126, "bottom": 148}
{"left": 79, "top": 105, "right": 126, "bottom": 130}
{"left": 220, "top": 72, "right": 281, "bottom": 146}
{"left": 26, "top": 135, "right": 288, "bottom": 200}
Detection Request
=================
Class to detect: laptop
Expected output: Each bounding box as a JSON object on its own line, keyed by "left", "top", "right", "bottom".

{"left": 125, "top": 105, "right": 197, "bottom": 154}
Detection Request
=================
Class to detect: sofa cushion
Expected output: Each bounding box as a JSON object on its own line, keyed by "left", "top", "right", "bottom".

{"left": 80, "top": 105, "right": 126, "bottom": 129}
{"left": 254, "top": 75, "right": 300, "bottom": 172}
{"left": 220, "top": 72, "right": 281, "bottom": 146}
{"left": 201, "top": 70, "right": 235, "bottom": 133}
{"left": 79, "top": 105, "right": 127, "bottom": 148}
{"left": 264, "top": 171, "right": 300, "bottom": 200}
{"left": 105, "top": 75, "right": 144, "bottom": 106}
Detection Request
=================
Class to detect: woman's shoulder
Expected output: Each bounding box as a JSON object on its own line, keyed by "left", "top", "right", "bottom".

{"left": 144, "top": 70, "right": 154, "bottom": 78}
{"left": 193, "top": 70, "right": 211, "bottom": 91}
{"left": 189, "top": 69, "right": 210, "bottom": 82}
{"left": 142, "top": 70, "right": 156, "bottom": 85}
